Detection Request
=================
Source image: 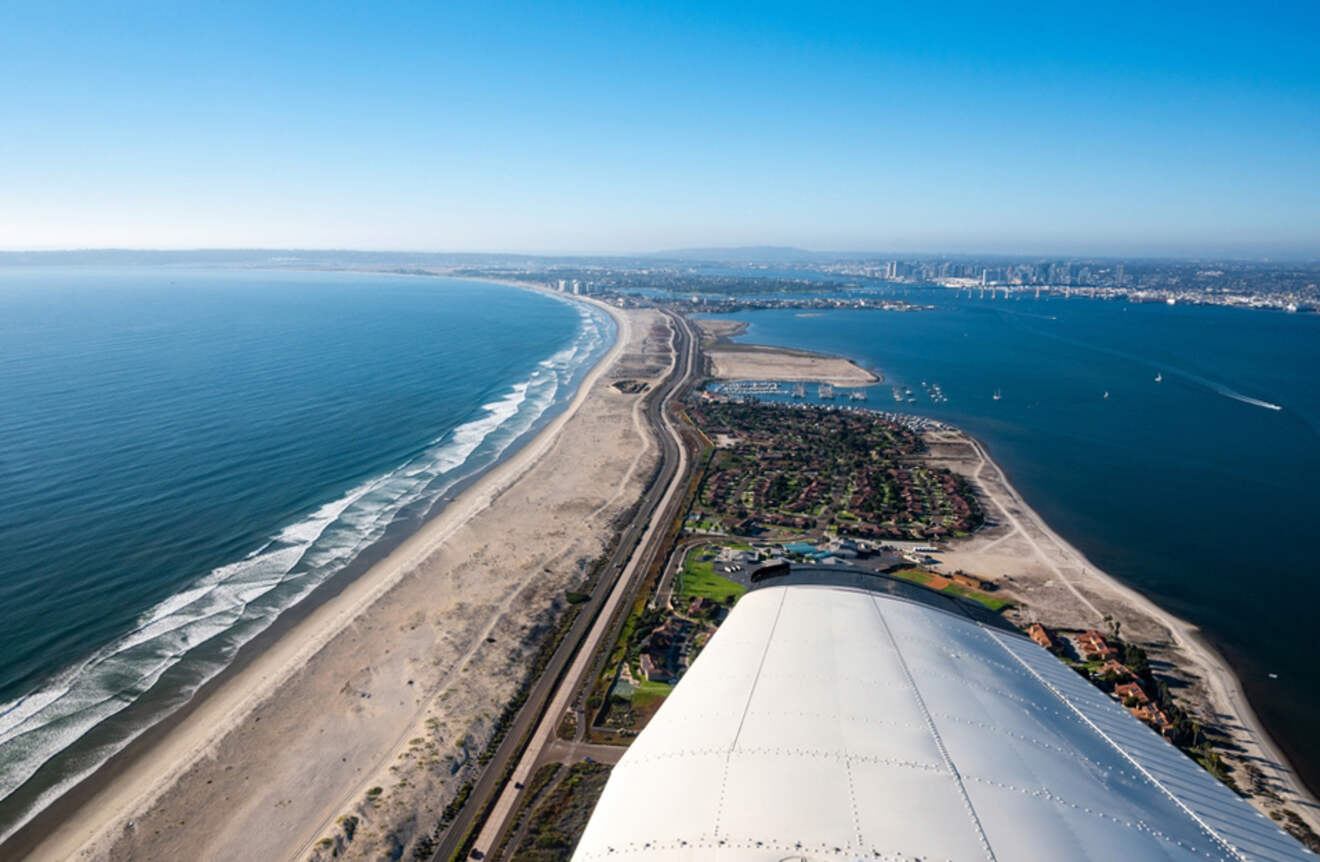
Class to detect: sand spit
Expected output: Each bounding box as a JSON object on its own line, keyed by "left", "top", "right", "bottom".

{"left": 695, "top": 318, "right": 879, "bottom": 385}
{"left": 18, "top": 301, "right": 673, "bottom": 862}
{"left": 922, "top": 429, "right": 1320, "bottom": 840}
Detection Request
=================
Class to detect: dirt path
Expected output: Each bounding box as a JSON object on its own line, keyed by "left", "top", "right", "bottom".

{"left": 924, "top": 428, "right": 1320, "bottom": 843}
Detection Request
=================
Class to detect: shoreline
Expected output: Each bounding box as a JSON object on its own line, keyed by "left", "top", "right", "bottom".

{"left": 932, "top": 426, "right": 1320, "bottom": 836}
{"left": 694, "top": 317, "right": 881, "bottom": 385}
{"left": 2, "top": 280, "right": 634, "bottom": 860}
{"left": 699, "top": 335, "right": 1319, "bottom": 837}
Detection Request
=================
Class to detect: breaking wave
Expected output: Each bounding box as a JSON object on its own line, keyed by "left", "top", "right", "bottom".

{"left": 0, "top": 298, "right": 612, "bottom": 844}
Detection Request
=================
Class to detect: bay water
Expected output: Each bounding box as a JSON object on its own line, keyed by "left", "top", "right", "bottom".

{"left": 710, "top": 292, "right": 1320, "bottom": 791}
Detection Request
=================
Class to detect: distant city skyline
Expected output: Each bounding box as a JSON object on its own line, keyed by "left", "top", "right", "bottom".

{"left": 3, "top": 2, "right": 1318, "bottom": 256}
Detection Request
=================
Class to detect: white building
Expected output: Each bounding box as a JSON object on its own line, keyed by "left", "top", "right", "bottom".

{"left": 573, "top": 567, "right": 1308, "bottom": 861}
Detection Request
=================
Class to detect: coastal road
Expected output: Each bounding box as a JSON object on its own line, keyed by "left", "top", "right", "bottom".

{"left": 430, "top": 310, "right": 696, "bottom": 862}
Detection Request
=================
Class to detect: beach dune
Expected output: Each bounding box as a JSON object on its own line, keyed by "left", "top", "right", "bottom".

{"left": 15, "top": 302, "right": 672, "bottom": 862}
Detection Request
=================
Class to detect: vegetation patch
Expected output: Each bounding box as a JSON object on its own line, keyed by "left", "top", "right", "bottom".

{"left": 887, "top": 567, "right": 1011, "bottom": 611}
{"left": 509, "top": 762, "right": 613, "bottom": 861}
{"left": 674, "top": 554, "right": 746, "bottom": 604}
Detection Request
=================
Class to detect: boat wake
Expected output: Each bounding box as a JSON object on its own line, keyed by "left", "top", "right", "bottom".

{"left": 0, "top": 301, "right": 612, "bottom": 843}
{"left": 1213, "top": 388, "right": 1283, "bottom": 411}
{"left": 1161, "top": 366, "right": 1283, "bottom": 411}
{"left": 1010, "top": 317, "right": 1285, "bottom": 414}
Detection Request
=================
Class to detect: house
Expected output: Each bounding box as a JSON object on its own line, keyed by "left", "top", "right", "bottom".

{"left": 1096, "top": 659, "right": 1131, "bottom": 680}
{"left": 1134, "top": 704, "right": 1173, "bottom": 732}
{"left": 1026, "top": 623, "right": 1054, "bottom": 650}
{"left": 688, "top": 597, "right": 725, "bottom": 620}
{"left": 1077, "top": 630, "right": 1119, "bottom": 661}
{"left": 1115, "top": 681, "right": 1149, "bottom": 706}
{"left": 639, "top": 653, "right": 666, "bottom": 682}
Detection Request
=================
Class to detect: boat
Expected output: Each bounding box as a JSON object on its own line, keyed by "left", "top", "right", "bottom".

{"left": 892, "top": 387, "right": 903, "bottom": 402}
{"left": 818, "top": 383, "right": 835, "bottom": 399}
{"left": 992, "top": 389, "right": 1002, "bottom": 401}
{"left": 792, "top": 383, "right": 807, "bottom": 398}
{"left": 1154, "top": 372, "right": 1163, "bottom": 383}
{"left": 1103, "top": 391, "right": 1110, "bottom": 399}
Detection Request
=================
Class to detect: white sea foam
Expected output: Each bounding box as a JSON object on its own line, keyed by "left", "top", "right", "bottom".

{"left": 0, "top": 300, "right": 614, "bottom": 843}
{"left": 1205, "top": 384, "right": 1283, "bottom": 411}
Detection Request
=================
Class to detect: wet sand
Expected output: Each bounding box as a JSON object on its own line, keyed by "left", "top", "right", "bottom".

{"left": 9, "top": 298, "right": 674, "bottom": 862}
{"left": 923, "top": 428, "right": 1320, "bottom": 840}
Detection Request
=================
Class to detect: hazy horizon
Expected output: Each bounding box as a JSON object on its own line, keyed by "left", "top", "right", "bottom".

{"left": 1, "top": 245, "right": 1318, "bottom": 264}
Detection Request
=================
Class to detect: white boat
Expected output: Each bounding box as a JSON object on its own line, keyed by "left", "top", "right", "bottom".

{"left": 992, "top": 389, "right": 1002, "bottom": 401}
{"left": 1103, "top": 391, "right": 1110, "bottom": 399}
{"left": 1154, "top": 372, "right": 1163, "bottom": 383}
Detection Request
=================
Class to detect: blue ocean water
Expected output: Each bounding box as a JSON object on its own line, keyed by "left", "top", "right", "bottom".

{"left": 0, "top": 267, "right": 611, "bottom": 837}
{"left": 709, "top": 293, "right": 1320, "bottom": 791}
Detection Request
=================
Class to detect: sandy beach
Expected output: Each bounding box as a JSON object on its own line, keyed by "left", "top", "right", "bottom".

{"left": 9, "top": 295, "right": 674, "bottom": 862}
{"left": 695, "top": 318, "right": 879, "bottom": 384}
{"left": 922, "top": 428, "right": 1320, "bottom": 841}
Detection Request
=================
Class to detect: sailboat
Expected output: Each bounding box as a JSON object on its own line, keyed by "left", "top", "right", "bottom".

{"left": 1103, "top": 391, "right": 1110, "bottom": 399}
{"left": 1154, "top": 372, "right": 1163, "bottom": 383}
{"left": 992, "top": 389, "right": 1002, "bottom": 401}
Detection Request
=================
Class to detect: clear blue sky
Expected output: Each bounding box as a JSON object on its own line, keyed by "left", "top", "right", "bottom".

{"left": 3, "top": 1, "right": 1317, "bottom": 256}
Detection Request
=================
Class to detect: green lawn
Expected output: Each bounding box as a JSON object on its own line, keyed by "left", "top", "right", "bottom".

{"left": 630, "top": 679, "right": 675, "bottom": 709}
{"left": 675, "top": 555, "right": 746, "bottom": 604}
{"left": 887, "top": 568, "right": 1011, "bottom": 611}
{"left": 941, "top": 582, "right": 1013, "bottom": 611}
{"left": 889, "top": 568, "right": 934, "bottom": 585}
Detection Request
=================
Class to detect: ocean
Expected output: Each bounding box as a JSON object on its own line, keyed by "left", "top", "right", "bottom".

{"left": 0, "top": 267, "right": 612, "bottom": 840}
{"left": 703, "top": 289, "right": 1320, "bottom": 792}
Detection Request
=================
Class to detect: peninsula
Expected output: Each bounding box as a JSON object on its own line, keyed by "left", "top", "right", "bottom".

{"left": 696, "top": 318, "right": 879, "bottom": 385}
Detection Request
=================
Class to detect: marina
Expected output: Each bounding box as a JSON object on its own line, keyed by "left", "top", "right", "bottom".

{"left": 709, "top": 380, "right": 790, "bottom": 397}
